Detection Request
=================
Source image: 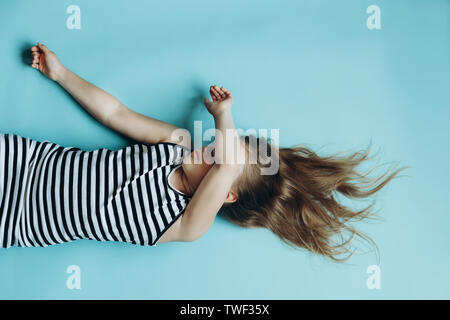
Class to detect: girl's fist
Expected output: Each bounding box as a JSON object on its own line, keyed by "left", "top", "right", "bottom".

{"left": 204, "top": 85, "right": 234, "bottom": 118}
{"left": 30, "top": 42, "right": 65, "bottom": 81}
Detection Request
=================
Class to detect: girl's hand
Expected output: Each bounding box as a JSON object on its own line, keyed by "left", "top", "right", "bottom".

{"left": 204, "top": 85, "right": 233, "bottom": 118}
{"left": 30, "top": 42, "right": 66, "bottom": 82}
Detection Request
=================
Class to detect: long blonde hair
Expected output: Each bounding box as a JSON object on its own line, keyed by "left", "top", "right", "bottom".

{"left": 220, "top": 135, "right": 409, "bottom": 262}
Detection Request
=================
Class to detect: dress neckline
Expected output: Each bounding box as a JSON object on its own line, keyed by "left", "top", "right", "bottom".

{"left": 167, "top": 164, "right": 192, "bottom": 198}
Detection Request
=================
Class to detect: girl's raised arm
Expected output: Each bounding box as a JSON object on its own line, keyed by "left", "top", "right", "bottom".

{"left": 176, "top": 86, "right": 244, "bottom": 242}
{"left": 30, "top": 42, "right": 190, "bottom": 147}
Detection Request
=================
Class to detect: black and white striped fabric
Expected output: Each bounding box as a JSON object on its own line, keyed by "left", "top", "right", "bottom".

{"left": 0, "top": 133, "right": 191, "bottom": 248}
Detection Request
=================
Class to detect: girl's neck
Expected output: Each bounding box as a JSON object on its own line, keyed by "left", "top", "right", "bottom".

{"left": 171, "top": 166, "right": 194, "bottom": 196}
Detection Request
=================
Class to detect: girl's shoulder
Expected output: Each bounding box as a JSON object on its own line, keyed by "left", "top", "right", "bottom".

{"left": 158, "top": 139, "right": 192, "bottom": 152}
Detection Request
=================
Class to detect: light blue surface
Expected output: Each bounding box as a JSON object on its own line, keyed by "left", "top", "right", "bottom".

{"left": 0, "top": 0, "right": 449, "bottom": 299}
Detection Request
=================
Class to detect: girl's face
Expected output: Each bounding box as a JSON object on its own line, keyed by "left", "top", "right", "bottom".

{"left": 181, "top": 141, "right": 244, "bottom": 202}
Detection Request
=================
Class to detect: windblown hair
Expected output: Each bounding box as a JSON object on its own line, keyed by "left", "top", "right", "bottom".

{"left": 220, "top": 135, "right": 408, "bottom": 263}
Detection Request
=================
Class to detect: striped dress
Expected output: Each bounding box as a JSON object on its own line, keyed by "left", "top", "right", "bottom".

{"left": 0, "top": 133, "right": 192, "bottom": 248}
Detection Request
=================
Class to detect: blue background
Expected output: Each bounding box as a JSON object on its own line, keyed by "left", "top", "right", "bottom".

{"left": 0, "top": 0, "right": 449, "bottom": 299}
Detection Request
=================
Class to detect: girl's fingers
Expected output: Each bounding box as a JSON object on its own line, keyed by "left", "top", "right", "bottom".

{"left": 216, "top": 86, "right": 226, "bottom": 98}
{"left": 210, "top": 86, "right": 221, "bottom": 101}
{"left": 212, "top": 85, "right": 225, "bottom": 100}
{"left": 32, "top": 51, "right": 40, "bottom": 64}
{"left": 210, "top": 85, "right": 232, "bottom": 101}
{"left": 215, "top": 85, "right": 225, "bottom": 95}
{"left": 218, "top": 86, "right": 232, "bottom": 99}
{"left": 209, "top": 88, "right": 217, "bottom": 101}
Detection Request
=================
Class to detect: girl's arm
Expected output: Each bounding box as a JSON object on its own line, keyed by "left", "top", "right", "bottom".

{"left": 176, "top": 86, "right": 244, "bottom": 242}
{"left": 30, "top": 42, "right": 190, "bottom": 147}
